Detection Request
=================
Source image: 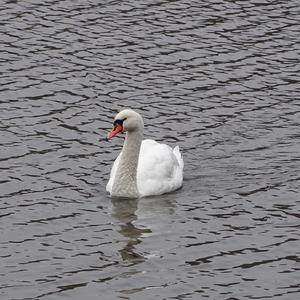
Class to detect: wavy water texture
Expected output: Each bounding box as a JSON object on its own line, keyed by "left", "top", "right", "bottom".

{"left": 0, "top": 0, "right": 299, "bottom": 299}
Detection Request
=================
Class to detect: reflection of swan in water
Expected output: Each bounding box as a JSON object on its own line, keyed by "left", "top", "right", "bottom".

{"left": 111, "top": 198, "right": 150, "bottom": 264}
{"left": 111, "top": 196, "right": 176, "bottom": 264}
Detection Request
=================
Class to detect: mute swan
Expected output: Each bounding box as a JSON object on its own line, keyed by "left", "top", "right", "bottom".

{"left": 106, "top": 109, "right": 184, "bottom": 198}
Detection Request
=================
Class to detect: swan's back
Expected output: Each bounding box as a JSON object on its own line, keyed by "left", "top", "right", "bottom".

{"left": 106, "top": 139, "right": 184, "bottom": 197}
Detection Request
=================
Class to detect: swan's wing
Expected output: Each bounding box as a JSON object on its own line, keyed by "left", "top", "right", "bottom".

{"left": 173, "top": 145, "right": 184, "bottom": 170}
{"left": 137, "top": 139, "right": 184, "bottom": 197}
{"left": 106, "top": 139, "right": 184, "bottom": 197}
{"left": 106, "top": 152, "right": 121, "bottom": 194}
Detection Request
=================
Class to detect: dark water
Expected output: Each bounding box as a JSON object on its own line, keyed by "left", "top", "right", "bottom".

{"left": 1, "top": 0, "right": 299, "bottom": 299}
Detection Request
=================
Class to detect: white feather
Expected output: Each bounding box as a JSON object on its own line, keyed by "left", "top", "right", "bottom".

{"left": 106, "top": 139, "right": 184, "bottom": 197}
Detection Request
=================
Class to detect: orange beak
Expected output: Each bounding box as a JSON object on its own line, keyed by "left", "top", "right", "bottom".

{"left": 107, "top": 123, "right": 123, "bottom": 140}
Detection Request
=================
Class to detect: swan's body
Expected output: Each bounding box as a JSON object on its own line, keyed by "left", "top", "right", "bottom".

{"left": 106, "top": 109, "right": 183, "bottom": 198}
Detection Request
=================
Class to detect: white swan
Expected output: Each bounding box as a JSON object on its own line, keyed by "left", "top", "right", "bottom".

{"left": 106, "top": 109, "right": 184, "bottom": 198}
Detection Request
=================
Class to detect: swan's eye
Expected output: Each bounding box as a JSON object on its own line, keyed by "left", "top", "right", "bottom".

{"left": 113, "top": 118, "right": 127, "bottom": 127}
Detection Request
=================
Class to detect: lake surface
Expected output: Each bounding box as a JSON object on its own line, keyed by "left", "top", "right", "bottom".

{"left": 1, "top": 0, "right": 299, "bottom": 299}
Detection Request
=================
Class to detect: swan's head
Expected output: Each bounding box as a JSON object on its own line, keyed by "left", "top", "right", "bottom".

{"left": 107, "top": 109, "right": 144, "bottom": 140}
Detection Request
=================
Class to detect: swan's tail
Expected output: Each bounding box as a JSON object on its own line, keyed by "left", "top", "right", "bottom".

{"left": 173, "top": 146, "right": 184, "bottom": 170}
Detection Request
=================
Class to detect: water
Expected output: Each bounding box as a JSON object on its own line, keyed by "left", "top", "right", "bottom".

{"left": 1, "top": 0, "right": 299, "bottom": 299}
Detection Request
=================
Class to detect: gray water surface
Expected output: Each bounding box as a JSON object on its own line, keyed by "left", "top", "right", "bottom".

{"left": 1, "top": 0, "right": 300, "bottom": 299}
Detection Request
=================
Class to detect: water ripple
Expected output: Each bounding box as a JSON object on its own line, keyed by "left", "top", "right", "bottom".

{"left": 1, "top": 0, "right": 299, "bottom": 299}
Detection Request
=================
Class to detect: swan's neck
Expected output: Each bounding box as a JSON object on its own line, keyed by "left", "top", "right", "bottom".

{"left": 111, "top": 128, "right": 143, "bottom": 198}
